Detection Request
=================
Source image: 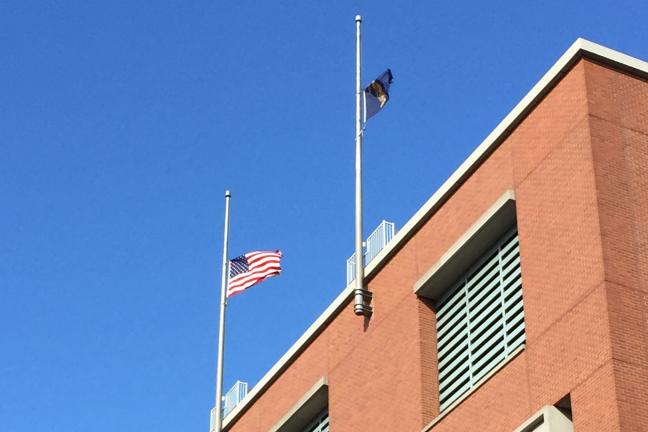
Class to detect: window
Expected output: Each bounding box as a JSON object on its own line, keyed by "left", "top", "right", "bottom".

{"left": 413, "top": 191, "right": 524, "bottom": 414}
{"left": 514, "top": 405, "right": 573, "bottom": 432}
{"left": 301, "top": 409, "right": 329, "bottom": 432}
{"left": 436, "top": 227, "right": 525, "bottom": 411}
{"left": 269, "top": 378, "right": 329, "bottom": 432}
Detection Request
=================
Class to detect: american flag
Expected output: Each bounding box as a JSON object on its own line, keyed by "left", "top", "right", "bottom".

{"left": 227, "top": 250, "right": 282, "bottom": 297}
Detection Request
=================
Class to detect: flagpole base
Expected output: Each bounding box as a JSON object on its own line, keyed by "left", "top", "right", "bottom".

{"left": 353, "top": 288, "right": 373, "bottom": 316}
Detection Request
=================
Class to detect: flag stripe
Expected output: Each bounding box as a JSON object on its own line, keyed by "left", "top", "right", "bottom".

{"left": 229, "top": 261, "right": 280, "bottom": 281}
{"left": 228, "top": 268, "right": 281, "bottom": 295}
{"left": 227, "top": 273, "right": 280, "bottom": 297}
{"left": 229, "top": 263, "right": 281, "bottom": 287}
{"left": 226, "top": 250, "right": 282, "bottom": 298}
{"left": 228, "top": 266, "right": 281, "bottom": 291}
{"left": 245, "top": 255, "right": 280, "bottom": 267}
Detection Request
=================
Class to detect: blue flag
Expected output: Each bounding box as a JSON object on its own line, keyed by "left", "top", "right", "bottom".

{"left": 363, "top": 69, "right": 393, "bottom": 122}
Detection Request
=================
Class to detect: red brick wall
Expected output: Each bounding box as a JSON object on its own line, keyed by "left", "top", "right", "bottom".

{"left": 226, "top": 58, "right": 648, "bottom": 432}
{"left": 585, "top": 61, "right": 648, "bottom": 431}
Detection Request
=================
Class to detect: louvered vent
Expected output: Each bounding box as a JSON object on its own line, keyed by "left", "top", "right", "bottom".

{"left": 436, "top": 227, "right": 525, "bottom": 412}
{"left": 302, "top": 409, "right": 329, "bottom": 432}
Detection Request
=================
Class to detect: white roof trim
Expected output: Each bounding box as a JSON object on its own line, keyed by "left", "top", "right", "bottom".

{"left": 222, "top": 39, "right": 648, "bottom": 429}
{"left": 222, "top": 285, "right": 350, "bottom": 428}
{"left": 365, "top": 38, "right": 648, "bottom": 280}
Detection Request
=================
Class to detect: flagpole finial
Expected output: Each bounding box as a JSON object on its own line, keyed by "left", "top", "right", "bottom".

{"left": 225, "top": 190, "right": 231, "bottom": 198}
{"left": 355, "top": 15, "right": 362, "bottom": 22}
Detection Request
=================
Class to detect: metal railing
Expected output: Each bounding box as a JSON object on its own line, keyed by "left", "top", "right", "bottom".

{"left": 223, "top": 380, "right": 248, "bottom": 417}
{"left": 346, "top": 220, "right": 396, "bottom": 285}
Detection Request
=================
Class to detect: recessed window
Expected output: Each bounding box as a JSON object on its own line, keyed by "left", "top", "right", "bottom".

{"left": 436, "top": 227, "right": 525, "bottom": 411}
{"left": 301, "top": 409, "right": 329, "bottom": 432}
{"left": 269, "top": 378, "right": 328, "bottom": 432}
{"left": 514, "top": 405, "right": 573, "bottom": 432}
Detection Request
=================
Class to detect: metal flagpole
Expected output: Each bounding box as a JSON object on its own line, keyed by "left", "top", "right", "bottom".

{"left": 354, "top": 15, "right": 372, "bottom": 316}
{"left": 211, "top": 190, "right": 231, "bottom": 432}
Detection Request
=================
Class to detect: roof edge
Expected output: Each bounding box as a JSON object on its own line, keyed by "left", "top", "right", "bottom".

{"left": 577, "top": 38, "right": 648, "bottom": 79}
{"left": 363, "top": 39, "right": 648, "bottom": 281}
{"left": 222, "top": 39, "right": 648, "bottom": 429}
{"left": 223, "top": 285, "right": 353, "bottom": 429}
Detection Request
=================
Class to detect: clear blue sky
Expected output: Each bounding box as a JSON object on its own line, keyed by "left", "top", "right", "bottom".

{"left": 2, "top": 1, "right": 647, "bottom": 431}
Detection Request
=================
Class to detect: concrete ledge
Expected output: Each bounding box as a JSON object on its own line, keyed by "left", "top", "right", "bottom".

{"left": 269, "top": 377, "right": 328, "bottom": 432}
{"left": 514, "top": 405, "right": 573, "bottom": 432}
{"left": 422, "top": 345, "right": 525, "bottom": 432}
{"left": 414, "top": 190, "right": 516, "bottom": 302}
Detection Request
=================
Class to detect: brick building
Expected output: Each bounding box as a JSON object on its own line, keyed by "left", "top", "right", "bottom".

{"left": 220, "top": 39, "right": 648, "bottom": 431}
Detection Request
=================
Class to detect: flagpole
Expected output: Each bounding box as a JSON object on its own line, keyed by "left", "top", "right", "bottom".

{"left": 354, "top": 15, "right": 373, "bottom": 316}
{"left": 212, "top": 190, "right": 231, "bottom": 432}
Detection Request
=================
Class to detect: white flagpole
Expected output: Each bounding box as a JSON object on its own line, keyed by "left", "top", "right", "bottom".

{"left": 354, "top": 15, "right": 372, "bottom": 316}
{"left": 211, "top": 190, "right": 231, "bottom": 432}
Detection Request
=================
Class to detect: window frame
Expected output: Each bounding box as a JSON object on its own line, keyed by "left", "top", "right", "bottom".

{"left": 514, "top": 405, "right": 573, "bottom": 432}
{"left": 413, "top": 190, "right": 527, "bottom": 416}
{"left": 435, "top": 225, "right": 525, "bottom": 411}
{"left": 268, "top": 377, "right": 329, "bottom": 432}
{"left": 414, "top": 190, "right": 517, "bottom": 302}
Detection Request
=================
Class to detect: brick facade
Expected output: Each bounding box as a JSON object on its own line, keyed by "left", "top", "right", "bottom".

{"left": 224, "top": 48, "right": 648, "bottom": 432}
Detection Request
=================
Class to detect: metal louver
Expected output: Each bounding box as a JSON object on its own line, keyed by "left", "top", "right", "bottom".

{"left": 301, "top": 409, "right": 329, "bottom": 432}
{"left": 436, "top": 227, "right": 525, "bottom": 412}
